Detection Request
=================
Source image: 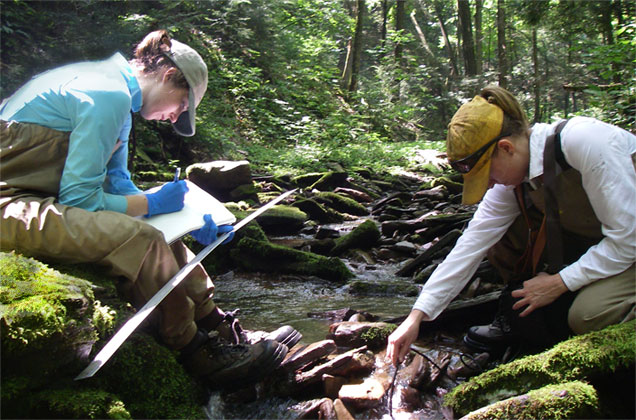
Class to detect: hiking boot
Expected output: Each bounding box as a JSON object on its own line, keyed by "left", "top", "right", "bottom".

{"left": 464, "top": 314, "right": 516, "bottom": 352}
{"left": 213, "top": 309, "right": 302, "bottom": 349}
{"left": 181, "top": 330, "right": 288, "bottom": 390}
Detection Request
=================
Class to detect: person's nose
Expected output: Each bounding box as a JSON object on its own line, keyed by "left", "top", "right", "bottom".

{"left": 168, "top": 112, "right": 179, "bottom": 123}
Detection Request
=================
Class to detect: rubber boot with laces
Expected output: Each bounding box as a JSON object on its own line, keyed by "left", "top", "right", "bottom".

{"left": 180, "top": 329, "right": 288, "bottom": 391}
{"left": 464, "top": 313, "right": 515, "bottom": 352}
{"left": 207, "top": 309, "right": 302, "bottom": 349}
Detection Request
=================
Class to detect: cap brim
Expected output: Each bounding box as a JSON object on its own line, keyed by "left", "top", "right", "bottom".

{"left": 461, "top": 152, "right": 493, "bottom": 205}
{"left": 172, "top": 89, "right": 196, "bottom": 137}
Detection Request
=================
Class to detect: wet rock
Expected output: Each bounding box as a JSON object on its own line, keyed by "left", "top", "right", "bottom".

{"left": 333, "top": 398, "right": 355, "bottom": 420}
{"left": 396, "top": 229, "right": 462, "bottom": 277}
{"left": 328, "top": 322, "right": 397, "bottom": 350}
{"left": 295, "top": 346, "right": 368, "bottom": 386}
{"left": 331, "top": 220, "right": 381, "bottom": 256}
{"left": 296, "top": 397, "right": 336, "bottom": 419}
{"left": 347, "top": 280, "right": 420, "bottom": 298}
{"left": 315, "top": 226, "right": 340, "bottom": 239}
{"left": 282, "top": 340, "right": 338, "bottom": 373}
{"left": 447, "top": 352, "right": 490, "bottom": 380}
{"left": 338, "top": 378, "right": 385, "bottom": 410}
{"left": 323, "top": 374, "right": 348, "bottom": 399}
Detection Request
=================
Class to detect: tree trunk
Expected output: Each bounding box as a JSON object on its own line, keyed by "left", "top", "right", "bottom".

{"left": 380, "top": 0, "right": 388, "bottom": 53}
{"left": 348, "top": 0, "right": 365, "bottom": 93}
{"left": 457, "top": 0, "right": 477, "bottom": 75}
{"left": 433, "top": 0, "right": 459, "bottom": 78}
{"left": 410, "top": 10, "right": 436, "bottom": 63}
{"left": 474, "top": 0, "right": 483, "bottom": 74}
{"left": 394, "top": 0, "right": 406, "bottom": 63}
{"left": 497, "top": 0, "right": 508, "bottom": 88}
{"left": 532, "top": 28, "right": 541, "bottom": 123}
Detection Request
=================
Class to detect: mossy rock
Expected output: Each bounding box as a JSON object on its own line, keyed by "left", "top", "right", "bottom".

{"left": 291, "top": 172, "right": 326, "bottom": 188}
{"left": 93, "top": 333, "right": 207, "bottom": 419}
{"left": 431, "top": 176, "right": 463, "bottom": 195}
{"left": 230, "top": 237, "right": 353, "bottom": 282}
{"left": 229, "top": 182, "right": 259, "bottom": 202}
{"left": 461, "top": 381, "right": 600, "bottom": 420}
{"left": 0, "top": 252, "right": 99, "bottom": 383}
{"left": 308, "top": 171, "right": 349, "bottom": 191}
{"left": 293, "top": 198, "right": 345, "bottom": 224}
{"left": 331, "top": 220, "right": 381, "bottom": 256}
{"left": 444, "top": 320, "right": 636, "bottom": 416}
{"left": 254, "top": 204, "right": 308, "bottom": 234}
{"left": 29, "top": 389, "right": 131, "bottom": 419}
{"left": 314, "top": 191, "right": 369, "bottom": 216}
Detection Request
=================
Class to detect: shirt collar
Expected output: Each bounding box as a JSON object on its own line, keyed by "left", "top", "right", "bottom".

{"left": 526, "top": 122, "right": 559, "bottom": 189}
{"left": 111, "top": 52, "right": 142, "bottom": 112}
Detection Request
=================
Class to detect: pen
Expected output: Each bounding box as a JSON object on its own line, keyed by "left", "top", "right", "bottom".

{"left": 173, "top": 167, "right": 181, "bottom": 182}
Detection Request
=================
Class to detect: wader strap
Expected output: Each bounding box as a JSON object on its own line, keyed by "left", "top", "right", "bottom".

{"left": 513, "top": 185, "right": 545, "bottom": 275}
{"left": 543, "top": 119, "right": 569, "bottom": 274}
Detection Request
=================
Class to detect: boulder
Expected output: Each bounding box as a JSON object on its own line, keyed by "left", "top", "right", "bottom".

{"left": 186, "top": 160, "right": 252, "bottom": 199}
{"left": 230, "top": 237, "right": 353, "bottom": 282}
{"left": 331, "top": 220, "right": 381, "bottom": 256}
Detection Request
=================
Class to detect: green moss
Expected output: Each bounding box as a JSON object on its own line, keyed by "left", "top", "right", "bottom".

{"left": 231, "top": 237, "right": 353, "bottom": 282}
{"left": 444, "top": 320, "right": 635, "bottom": 415}
{"left": 292, "top": 172, "right": 325, "bottom": 187}
{"left": 431, "top": 176, "right": 463, "bottom": 194}
{"left": 96, "top": 333, "right": 206, "bottom": 419}
{"left": 462, "top": 381, "right": 600, "bottom": 420}
{"left": 293, "top": 198, "right": 345, "bottom": 223}
{"left": 315, "top": 191, "right": 369, "bottom": 216}
{"left": 31, "top": 389, "right": 132, "bottom": 419}
{"left": 255, "top": 204, "right": 308, "bottom": 232}
{"left": 0, "top": 252, "right": 97, "bottom": 356}
{"left": 308, "top": 171, "right": 348, "bottom": 191}
{"left": 360, "top": 324, "right": 397, "bottom": 350}
{"left": 332, "top": 219, "right": 381, "bottom": 255}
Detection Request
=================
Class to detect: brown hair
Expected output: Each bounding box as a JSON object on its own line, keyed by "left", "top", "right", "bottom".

{"left": 132, "top": 30, "right": 189, "bottom": 89}
{"left": 479, "top": 85, "right": 529, "bottom": 137}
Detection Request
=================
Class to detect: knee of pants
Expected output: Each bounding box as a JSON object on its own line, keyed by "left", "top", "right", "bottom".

{"left": 567, "top": 298, "right": 633, "bottom": 335}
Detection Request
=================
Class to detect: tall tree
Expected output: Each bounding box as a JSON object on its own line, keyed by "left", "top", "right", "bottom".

{"left": 432, "top": 0, "right": 459, "bottom": 78}
{"left": 474, "top": 0, "right": 483, "bottom": 73}
{"left": 341, "top": 0, "right": 365, "bottom": 93}
{"left": 457, "top": 0, "right": 477, "bottom": 75}
{"left": 394, "top": 0, "right": 406, "bottom": 63}
{"left": 497, "top": 0, "right": 508, "bottom": 87}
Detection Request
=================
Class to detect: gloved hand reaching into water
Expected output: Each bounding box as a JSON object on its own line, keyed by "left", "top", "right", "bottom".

{"left": 145, "top": 180, "right": 189, "bottom": 217}
{"left": 191, "top": 214, "right": 235, "bottom": 245}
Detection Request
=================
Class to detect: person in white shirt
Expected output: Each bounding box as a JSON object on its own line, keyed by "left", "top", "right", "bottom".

{"left": 387, "top": 85, "right": 636, "bottom": 365}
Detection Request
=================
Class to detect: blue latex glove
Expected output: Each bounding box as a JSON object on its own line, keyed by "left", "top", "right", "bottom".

{"left": 191, "top": 214, "right": 235, "bottom": 245}
{"left": 145, "top": 180, "right": 188, "bottom": 217}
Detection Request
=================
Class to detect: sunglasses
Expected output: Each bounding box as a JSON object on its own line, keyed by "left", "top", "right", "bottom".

{"left": 449, "top": 133, "right": 508, "bottom": 174}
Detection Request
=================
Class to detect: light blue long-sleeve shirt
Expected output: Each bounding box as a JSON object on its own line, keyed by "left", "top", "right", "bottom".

{"left": 0, "top": 53, "right": 143, "bottom": 213}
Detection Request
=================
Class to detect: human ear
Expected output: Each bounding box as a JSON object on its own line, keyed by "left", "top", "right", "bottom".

{"left": 497, "top": 138, "right": 515, "bottom": 155}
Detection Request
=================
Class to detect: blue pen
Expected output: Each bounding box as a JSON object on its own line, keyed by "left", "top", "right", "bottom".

{"left": 173, "top": 167, "right": 181, "bottom": 182}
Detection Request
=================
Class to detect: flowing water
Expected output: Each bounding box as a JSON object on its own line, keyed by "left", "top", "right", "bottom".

{"left": 203, "top": 222, "right": 442, "bottom": 419}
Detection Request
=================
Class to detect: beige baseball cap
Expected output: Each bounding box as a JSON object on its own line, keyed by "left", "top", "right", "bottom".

{"left": 447, "top": 96, "right": 503, "bottom": 205}
{"left": 163, "top": 39, "right": 208, "bottom": 136}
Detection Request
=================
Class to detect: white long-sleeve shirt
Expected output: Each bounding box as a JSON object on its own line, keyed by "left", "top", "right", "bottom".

{"left": 412, "top": 116, "right": 636, "bottom": 320}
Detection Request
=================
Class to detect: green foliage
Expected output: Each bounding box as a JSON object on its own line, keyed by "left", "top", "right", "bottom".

{"left": 31, "top": 389, "right": 132, "bottom": 420}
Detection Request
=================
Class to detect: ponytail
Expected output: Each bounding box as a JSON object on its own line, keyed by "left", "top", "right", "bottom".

{"left": 132, "top": 30, "right": 189, "bottom": 89}
{"left": 479, "top": 85, "right": 529, "bottom": 137}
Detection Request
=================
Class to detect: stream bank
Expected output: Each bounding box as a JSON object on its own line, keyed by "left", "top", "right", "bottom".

{"left": 1, "top": 157, "right": 634, "bottom": 419}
